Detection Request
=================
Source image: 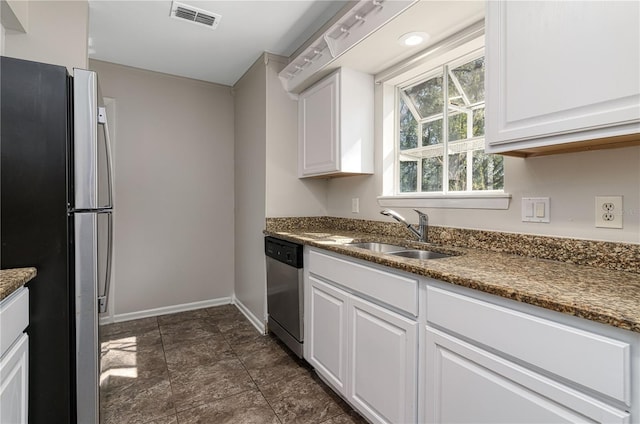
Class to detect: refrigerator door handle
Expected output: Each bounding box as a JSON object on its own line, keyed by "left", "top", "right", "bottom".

{"left": 98, "top": 210, "right": 113, "bottom": 314}
{"left": 98, "top": 106, "right": 114, "bottom": 210}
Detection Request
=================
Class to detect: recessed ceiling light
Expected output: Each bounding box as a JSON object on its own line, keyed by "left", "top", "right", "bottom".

{"left": 398, "top": 32, "right": 430, "bottom": 47}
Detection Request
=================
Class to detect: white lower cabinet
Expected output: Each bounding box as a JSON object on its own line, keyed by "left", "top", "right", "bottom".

{"left": 0, "top": 287, "right": 29, "bottom": 424}
{"left": 425, "top": 327, "right": 628, "bottom": 423}
{"left": 0, "top": 333, "right": 29, "bottom": 424}
{"left": 349, "top": 296, "right": 417, "bottom": 424}
{"left": 425, "top": 283, "right": 635, "bottom": 424}
{"left": 305, "top": 249, "right": 418, "bottom": 424}
{"left": 304, "top": 248, "right": 639, "bottom": 424}
{"left": 306, "top": 276, "right": 349, "bottom": 395}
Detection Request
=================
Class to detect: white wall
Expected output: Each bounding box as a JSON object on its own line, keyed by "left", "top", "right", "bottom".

{"left": 4, "top": 0, "right": 88, "bottom": 71}
{"left": 234, "top": 57, "right": 268, "bottom": 325}
{"left": 89, "top": 60, "right": 235, "bottom": 316}
{"left": 327, "top": 86, "right": 640, "bottom": 244}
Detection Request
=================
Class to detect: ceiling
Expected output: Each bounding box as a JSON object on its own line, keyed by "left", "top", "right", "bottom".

{"left": 88, "top": 0, "right": 349, "bottom": 86}
{"left": 88, "top": 0, "right": 485, "bottom": 87}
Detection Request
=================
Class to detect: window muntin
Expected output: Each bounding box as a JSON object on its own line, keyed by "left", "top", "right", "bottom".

{"left": 397, "top": 54, "right": 503, "bottom": 195}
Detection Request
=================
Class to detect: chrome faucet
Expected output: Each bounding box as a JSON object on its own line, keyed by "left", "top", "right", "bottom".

{"left": 380, "top": 209, "right": 429, "bottom": 242}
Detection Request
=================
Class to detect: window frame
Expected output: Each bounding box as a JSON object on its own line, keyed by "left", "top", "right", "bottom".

{"left": 376, "top": 31, "right": 511, "bottom": 210}
{"left": 395, "top": 48, "right": 501, "bottom": 195}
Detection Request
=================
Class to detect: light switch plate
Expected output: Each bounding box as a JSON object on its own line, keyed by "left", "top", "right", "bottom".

{"left": 351, "top": 197, "right": 359, "bottom": 213}
{"left": 521, "top": 197, "right": 550, "bottom": 223}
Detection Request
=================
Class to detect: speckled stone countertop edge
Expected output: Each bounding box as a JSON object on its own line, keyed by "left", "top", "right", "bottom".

{"left": 264, "top": 229, "right": 640, "bottom": 334}
{"left": 0, "top": 268, "right": 37, "bottom": 302}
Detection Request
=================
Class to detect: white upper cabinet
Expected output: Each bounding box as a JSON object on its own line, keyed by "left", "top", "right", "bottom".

{"left": 485, "top": 1, "right": 640, "bottom": 156}
{"left": 298, "top": 68, "right": 374, "bottom": 178}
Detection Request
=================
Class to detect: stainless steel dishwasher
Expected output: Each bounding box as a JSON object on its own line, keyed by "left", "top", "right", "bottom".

{"left": 265, "top": 236, "right": 304, "bottom": 358}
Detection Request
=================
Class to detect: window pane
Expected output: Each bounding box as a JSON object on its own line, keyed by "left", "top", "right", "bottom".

{"left": 448, "top": 112, "right": 468, "bottom": 142}
{"left": 422, "top": 119, "right": 442, "bottom": 146}
{"left": 403, "top": 75, "right": 444, "bottom": 118}
{"left": 472, "top": 151, "right": 504, "bottom": 190}
{"left": 451, "top": 57, "right": 485, "bottom": 104}
{"left": 448, "top": 153, "right": 467, "bottom": 191}
{"left": 421, "top": 157, "right": 443, "bottom": 192}
{"left": 399, "top": 98, "right": 418, "bottom": 150}
{"left": 448, "top": 78, "right": 464, "bottom": 107}
{"left": 399, "top": 161, "right": 417, "bottom": 192}
{"left": 473, "top": 108, "right": 485, "bottom": 137}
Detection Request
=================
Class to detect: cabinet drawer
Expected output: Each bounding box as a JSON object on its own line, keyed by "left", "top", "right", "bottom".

{"left": 308, "top": 249, "right": 418, "bottom": 316}
{"left": 0, "top": 287, "right": 29, "bottom": 358}
{"left": 427, "top": 286, "right": 630, "bottom": 405}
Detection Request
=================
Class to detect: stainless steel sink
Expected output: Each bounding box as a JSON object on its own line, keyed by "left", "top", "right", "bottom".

{"left": 346, "top": 242, "right": 406, "bottom": 253}
{"left": 388, "top": 250, "right": 451, "bottom": 260}
{"left": 346, "top": 242, "right": 453, "bottom": 260}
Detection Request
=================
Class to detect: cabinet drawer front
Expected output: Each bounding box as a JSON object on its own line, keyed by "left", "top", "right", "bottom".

{"left": 426, "top": 327, "right": 629, "bottom": 424}
{"left": 0, "top": 287, "right": 29, "bottom": 358}
{"left": 427, "top": 286, "right": 630, "bottom": 404}
{"left": 309, "top": 249, "right": 418, "bottom": 316}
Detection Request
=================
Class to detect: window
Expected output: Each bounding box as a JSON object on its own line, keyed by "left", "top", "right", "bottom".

{"left": 396, "top": 53, "right": 504, "bottom": 195}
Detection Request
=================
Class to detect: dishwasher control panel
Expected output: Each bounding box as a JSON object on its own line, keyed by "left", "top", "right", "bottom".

{"left": 265, "top": 236, "right": 303, "bottom": 268}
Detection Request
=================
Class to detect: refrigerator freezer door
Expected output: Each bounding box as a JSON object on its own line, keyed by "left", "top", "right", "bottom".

{"left": 74, "top": 69, "right": 113, "bottom": 211}
{"left": 75, "top": 210, "right": 112, "bottom": 424}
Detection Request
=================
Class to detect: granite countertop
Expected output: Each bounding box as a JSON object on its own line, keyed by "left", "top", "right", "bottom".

{"left": 0, "top": 268, "right": 37, "bottom": 302}
{"left": 265, "top": 229, "right": 640, "bottom": 334}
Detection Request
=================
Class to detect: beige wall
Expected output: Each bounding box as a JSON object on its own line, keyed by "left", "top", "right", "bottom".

{"left": 265, "top": 57, "right": 327, "bottom": 217}
{"left": 1, "top": 0, "right": 28, "bottom": 33}
{"left": 89, "top": 60, "right": 235, "bottom": 316}
{"left": 233, "top": 54, "right": 329, "bottom": 325}
{"left": 327, "top": 86, "right": 640, "bottom": 243}
{"left": 234, "top": 56, "right": 268, "bottom": 324}
{"left": 4, "top": 0, "right": 88, "bottom": 71}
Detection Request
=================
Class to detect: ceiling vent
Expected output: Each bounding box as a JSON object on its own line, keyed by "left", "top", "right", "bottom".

{"left": 170, "top": 1, "right": 221, "bottom": 29}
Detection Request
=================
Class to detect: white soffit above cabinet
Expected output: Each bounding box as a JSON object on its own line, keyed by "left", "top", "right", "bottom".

{"left": 280, "top": 0, "right": 485, "bottom": 93}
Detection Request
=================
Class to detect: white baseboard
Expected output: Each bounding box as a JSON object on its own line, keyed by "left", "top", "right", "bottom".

{"left": 102, "top": 296, "right": 233, "bottom": 324}
{"left": 232, "top": 295, "right": 266, "bottom": 335}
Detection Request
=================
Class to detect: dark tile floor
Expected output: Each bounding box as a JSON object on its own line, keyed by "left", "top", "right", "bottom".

{"left": 100, "top": 304, "right": 368, "bottom": 424}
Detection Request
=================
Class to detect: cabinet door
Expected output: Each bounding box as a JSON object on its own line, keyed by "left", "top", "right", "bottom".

{"left": 425, "top": 327, "right": 629, "bottom": 424}
{"left": 349, "top": 296, "right": 418, "bottom": 424}
{"left": 486, "top": 1, "right": 640, "bottom": 152}
{"left": 0, "top": 333, "right": 28, "bottom": 424}
{"left": 298, "top": 72, "right": 339, "bottom": 177}
{"left": 305, "top": 276, "right": 348, "bottom": 395}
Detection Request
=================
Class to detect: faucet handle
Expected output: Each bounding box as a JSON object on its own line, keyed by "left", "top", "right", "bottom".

{"left": 414, "top": 209, "right": 428, "bottom": 218}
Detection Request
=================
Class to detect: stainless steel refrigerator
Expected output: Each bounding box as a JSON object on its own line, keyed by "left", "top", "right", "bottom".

{"left": 1, "top": 56, "right": 113, "bottom": 424}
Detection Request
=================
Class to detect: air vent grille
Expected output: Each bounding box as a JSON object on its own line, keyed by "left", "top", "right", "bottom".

{"left": 170, "top": 1, "right": 221, "bottom": 29}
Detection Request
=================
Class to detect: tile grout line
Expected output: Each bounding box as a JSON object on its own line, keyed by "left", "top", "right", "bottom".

{"left": 219, "top": 321, "right": 284, "bottom": 424}
{"left": 157, "top": 316, "right": 182, "bottom": 424}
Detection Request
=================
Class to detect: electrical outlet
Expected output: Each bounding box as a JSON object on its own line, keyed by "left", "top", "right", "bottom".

{"left": 595, "top": 196, "right": 623, "bottom": 229}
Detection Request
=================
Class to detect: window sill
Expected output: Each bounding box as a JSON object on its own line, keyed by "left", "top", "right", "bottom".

{"left": 377, "top": 193, "right": 511, "bottom": 210}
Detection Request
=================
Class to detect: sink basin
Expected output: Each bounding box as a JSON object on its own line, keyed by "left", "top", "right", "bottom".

{"left": 388, "top": 250, "right": 451, "bottom": 260}
{"left": 346, "top": 242, "right": 406, "bottom": 253}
